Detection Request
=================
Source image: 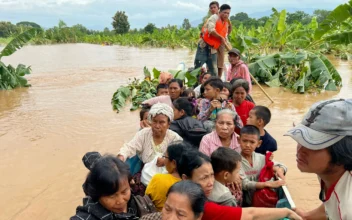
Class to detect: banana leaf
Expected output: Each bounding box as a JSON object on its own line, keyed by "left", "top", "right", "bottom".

{"left": 0, "top": 28, "right": 42, "bottom": 59}
{"left": 152, "top": 68, "right": 161, "bottom": 79}
{"left": 324, "top": 31, "right": 352, "bottom": 46}
{"left": 277, "top": 10, "right": 287, "bottom": 33}
{"left": 314, "top": 1, "right": 352, "bottom": 40}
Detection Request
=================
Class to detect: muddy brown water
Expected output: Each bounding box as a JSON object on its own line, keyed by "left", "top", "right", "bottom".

{"left": 0, "top": 44, "right": 351, "bottom": 220}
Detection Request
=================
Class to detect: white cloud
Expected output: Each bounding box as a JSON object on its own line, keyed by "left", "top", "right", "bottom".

{"left": 172, "top": 1, "right": 205, "bottom": 11}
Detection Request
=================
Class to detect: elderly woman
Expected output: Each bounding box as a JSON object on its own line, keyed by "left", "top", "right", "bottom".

{"left": 118, "top": 103, "right": 182, "bottom": 163}
{"left": 199, "top": 109, "right": 241, "bottom": 157}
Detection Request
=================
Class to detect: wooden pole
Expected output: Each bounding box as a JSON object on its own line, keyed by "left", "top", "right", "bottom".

{"left": 249, "top": 73, "right": 274, "bottom": 103}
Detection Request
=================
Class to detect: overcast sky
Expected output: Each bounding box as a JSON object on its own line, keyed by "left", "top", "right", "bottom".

{"left": 0, "top": 0, "right": 348, "bottom": 30}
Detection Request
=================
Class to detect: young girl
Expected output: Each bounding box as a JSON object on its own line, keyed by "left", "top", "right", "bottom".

{"left": 139, "top": 107, "right": 150, "bottom": 129}
{"left": 231, "top": 79, "right": 255, "bottom": 126}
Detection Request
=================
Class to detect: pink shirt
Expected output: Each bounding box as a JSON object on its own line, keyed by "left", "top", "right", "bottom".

{"left": 199, "top": 131, "right": 241, "bottom": 157}
{"left": 142, "top": 95, "right": 173, "bottom": 107}
{"left": 227, "top": 61, "right": 252, "bottom": 94}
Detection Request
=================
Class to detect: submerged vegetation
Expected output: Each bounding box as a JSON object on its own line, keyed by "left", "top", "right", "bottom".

{"left": 0, "top": 28, "right": 41, "bottom": 90}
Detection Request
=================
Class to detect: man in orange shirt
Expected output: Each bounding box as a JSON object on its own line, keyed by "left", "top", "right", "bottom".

{"left": 194, "top": 4, "right": 231, "bottom": 77}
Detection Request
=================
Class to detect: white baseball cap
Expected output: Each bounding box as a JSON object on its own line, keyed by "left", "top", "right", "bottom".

{"left": 285, "top": 99, "right": 352, "bottom": 150}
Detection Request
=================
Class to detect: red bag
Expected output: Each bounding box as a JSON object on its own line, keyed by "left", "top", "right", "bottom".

{"left": 252, "top": 152, "right": 278, "bottom": 207}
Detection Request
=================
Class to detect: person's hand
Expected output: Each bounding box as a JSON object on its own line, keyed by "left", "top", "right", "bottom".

{"left": 140, "top": 119, "right": 151, "bottom": 128}
{"left": 293, "top": 208, "right": 308, "bottom": 220}
{"left": 269, "top": 153, "right": 274, "bottom": 161}
{"left": 287, "top": 209, "right": 303, "bottom": 220}
{"left": 209, "top": 100, "right": 222, "bottom": 112}
{"left": 225, "top": 101, "right": 233, "bottom": 110}
{"left": 118, "top": 155, "right": 125, "bottom": 162}
{"left": 156, "top": 157, "right": 165, "bottom": 167}
{"left": 275, "top": 167, "right": 286, "bottom": 180}
{"left": 220, "top": 36, "right": 226, "bottom": 45}
{"left": 265, "top": 180, "right": 286, "bottom": 188}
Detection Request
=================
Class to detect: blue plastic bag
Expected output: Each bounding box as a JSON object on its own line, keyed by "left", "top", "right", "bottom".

{"left": 126, "top": 155, "right": 143, "bottom": 176}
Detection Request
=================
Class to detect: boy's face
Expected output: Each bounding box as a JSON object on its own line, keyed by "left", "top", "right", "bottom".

{"left": 246, "top": 110, "right": 260, "bottom": 127}
{"left": 209, "top": 4, "right": 219, "bottom": 15}
{"left": 225, "top": 162, "right": 241, "bottom": 184}
{"left": 239, "top": 133, "right": 262, "bottom": 156}
{"left": 204, "top": 84, "right": 220, "bottom": 100}
{"left": 157, "top": 88, "right": 169, "bottom": 96}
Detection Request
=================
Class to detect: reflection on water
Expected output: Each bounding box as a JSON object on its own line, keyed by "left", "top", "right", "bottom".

{"left": 0, "top": 44, "right": 351, "bottom": 220}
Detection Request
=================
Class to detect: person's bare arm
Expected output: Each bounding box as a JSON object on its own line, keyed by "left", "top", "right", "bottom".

{"left": 295, "top": 204, "right": 327, "bottom": 220}
{"left": 241, "top": 208, "right": 302, "bottom": 220}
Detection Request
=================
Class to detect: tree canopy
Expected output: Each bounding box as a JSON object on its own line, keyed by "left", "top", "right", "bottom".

{"left": 112, "top": 11, "right": 130, "bottom": 34}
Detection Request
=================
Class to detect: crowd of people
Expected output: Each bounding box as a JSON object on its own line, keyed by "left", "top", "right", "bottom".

{"left": 70, "top": 1, "right": 352, "bottom": 220}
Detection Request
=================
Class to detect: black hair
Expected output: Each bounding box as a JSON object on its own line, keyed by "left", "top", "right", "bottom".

{"left": 203, "top": 77, "right": 223, "bottom": 91}
{"left": 220, "top": 4, "right": 231, "bottom": 12}
{"left": 167, "top": 180, "right": 207, "bottom": 218}
{"left": 168, "top": 79, "right": 184, "bottom": 89}
{"left": 252, "top": 105, "right": 271, "bottom": 126}
{"left": 230, "top": 77, "right": 244, "bottom": 85}
{"left": 209, "top": 1, "right": 219, "bottom": 8}
{"left": 211, "top": 148, "right": 241, "bottom": 174}
{"left": 182, "top": 88, "right": 196, "bottom": 98}
{"left": 173, "top": 97, "right": 194, "bottom": 117}
{"left": 200, "top": 84, "right": 205, "bottom": 98}
{"left": 231, "top": 79, "right": 250, "bottom": 94}
{"left": 167, "top": 141, "right": 187, "bottom": 167}
{"left": 139, "top": 107, "right": 150, "bottom": 121}
{"left": 240, "top": 125, "right": 260, "bottom": 140}
{"left": 223, "top": 82, "right": 232, "bottom": 97}
{"left": 156, "top": 83, "right": 168, "bottom": 92}
{"left": 178, "top": 149, "right": 211, "bottom": 178}
{"left": 327, "top": 136, "right": 352, "bottom": 171}
{"left": 83, "top": 155, "right": 131, "bottom": 201}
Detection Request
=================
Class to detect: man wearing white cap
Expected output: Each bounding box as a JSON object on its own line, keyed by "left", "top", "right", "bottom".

{"left": 285, "top": 98, "right": 352, "bottom": 220}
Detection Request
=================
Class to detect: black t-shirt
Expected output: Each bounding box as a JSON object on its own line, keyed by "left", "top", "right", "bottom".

{"left": 255, "top": 130, "right": 277, "bottom": 155}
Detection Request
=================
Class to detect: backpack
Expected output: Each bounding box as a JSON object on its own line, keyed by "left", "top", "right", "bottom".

{"left": 133, "top": 195, "right": 158, "bottom": 217}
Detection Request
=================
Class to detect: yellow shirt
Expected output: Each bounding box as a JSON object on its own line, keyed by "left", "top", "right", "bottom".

{"left": 145, "top": 173, "right": 181, "bottom": 211}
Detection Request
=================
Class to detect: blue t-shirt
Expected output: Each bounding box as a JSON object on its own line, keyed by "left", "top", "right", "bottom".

{"left": 255, "top": 129, "right": 277, "bottom": 155}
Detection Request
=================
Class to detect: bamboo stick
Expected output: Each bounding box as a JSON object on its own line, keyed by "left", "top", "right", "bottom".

{"left": 277, "top": 177, "right": 296, "bottom": 209}
{"left": 249, "top": 73, "right": 274, "bottom": 103}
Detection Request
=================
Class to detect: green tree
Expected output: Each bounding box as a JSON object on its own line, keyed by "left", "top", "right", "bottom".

{"left": 286, "top": 11, "right": 312, "bottom": 25}
{"left": 112, "top": 11, "right": 130, "bottom": 34}
{"left": 144, "top": 23, "right": 156, "bottom": 34}
{"left": 0, "top": 21, "right": 18, "bottom": 37}
{"left": 231, "top": 12, "right": 250, "bottom": 22}
{"left": 313, "top": 10, "right": 331, "bottom": 23}
{"left": 16, "top": 21, "right": 41, "bottom": 29}
{"left": 182, "top": 18, "right": 191, "bottom": 30}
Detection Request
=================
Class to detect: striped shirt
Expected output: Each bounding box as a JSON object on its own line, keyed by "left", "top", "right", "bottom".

{"left": 320, "top": 171, "right": 352, "bottom": 220}
{"left": 199, "top": 131, "right": 241, "bottom": 157}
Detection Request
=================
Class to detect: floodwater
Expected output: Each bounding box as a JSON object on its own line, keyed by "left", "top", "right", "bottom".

{"left": 0, "top": 44, "right": 351, "bottom": 220}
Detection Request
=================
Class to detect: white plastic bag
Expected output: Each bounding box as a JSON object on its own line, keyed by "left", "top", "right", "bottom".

{"left": 141, "top": 154, "right": 167, "bottom": 186}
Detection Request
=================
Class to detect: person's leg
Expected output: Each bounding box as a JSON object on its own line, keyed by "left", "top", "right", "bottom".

{"left": 206, "top": 52, "right": 218, "bottom": 77}
{"left": 194, "top": 43, "right": 207, "bottom": 69}
{"left": 217, "top": 45, "right": 225, "bottom": 79}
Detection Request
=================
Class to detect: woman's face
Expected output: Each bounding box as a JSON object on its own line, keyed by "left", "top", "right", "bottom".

{"left": 151, "top": 114, "right": 170, "bottom": 137}
{"left": 216, "top": 113, "right": 235, "bottom": 139}
{"left": 296, "top": 144, "right": 332, "bottom": 174}
{"left": 169, "top": 82, "right": 182, "bottom": 100}
{"left": 190, "top": 162, "right": 214, "bottom": 197}
{"left": 162, "top": 192, "right": 201, "bottom": 220}
{"left": 99, "top": 178, "right": 131, "bottom": 213}
{"left": 232, "top": 87, "right": 247, "bottom": 105}
{"left": 228, "top": 53, "right": 240, "bottom": 65}
{"left": 173, "top": 107, "right": 184, "bottom": 120}
{"left": 201, "top": 74, "right": 211, "bottom": 84}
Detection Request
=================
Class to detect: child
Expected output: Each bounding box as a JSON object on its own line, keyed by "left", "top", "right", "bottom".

{"left": 239, "top": 125, "right": 287, "bottom": 207}
{"left": 182, "top": 88, "right": 196, "bottom": 99}
{"left": 139, "top": 107, "right": 150, "bottom": 129}
{"left": 194, "top": 73, "right": 211, "bottom": 98}
{"left": 156, "top": 83, "right": 169, "bottom": 96}
{"left": 209, "top": 147, "right": 243, "bottom": 207}
{"left": 246, "top": 106, "right": 277, "bottom": 155}
{"left": 231, "top": 79, "right": 255, "bottom": 126}
{"left": 221, "top": 82, "right": 232, "bottom": 100}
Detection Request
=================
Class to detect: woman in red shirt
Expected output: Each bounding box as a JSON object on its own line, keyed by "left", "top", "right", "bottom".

{"left": 232, "top": 79, "right": 255, "bottom": 126}
{"left": 177, "top": 149, "right": 301, "bottom": 220}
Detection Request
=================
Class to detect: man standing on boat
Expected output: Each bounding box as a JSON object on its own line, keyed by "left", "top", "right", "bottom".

{"left": 194, "top": 3, "right": 231, "bottom": 77}
{"left": 285, "top": 99, "right": 352, "bottom": 220}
